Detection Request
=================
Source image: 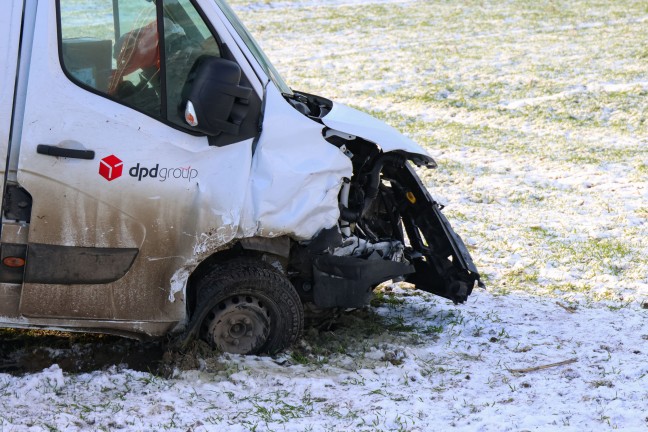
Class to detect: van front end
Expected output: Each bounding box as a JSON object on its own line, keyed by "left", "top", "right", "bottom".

{"left": 273, "top": 92, "right": 483, "bottom": 311}
{"left": 289, "top": 158, "right": 483, "bottom": 309}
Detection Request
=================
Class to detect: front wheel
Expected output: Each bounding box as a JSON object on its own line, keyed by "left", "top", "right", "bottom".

{"left": 194, "top": 260, "right": 303, "bottom": 355}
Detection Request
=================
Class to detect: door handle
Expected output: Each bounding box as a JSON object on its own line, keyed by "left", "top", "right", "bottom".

{"left": 37, "top": 144, "right": 95, "bottom": 160}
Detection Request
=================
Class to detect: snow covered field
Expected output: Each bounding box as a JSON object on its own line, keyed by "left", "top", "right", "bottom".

{"left": 2, "top": 0, "right": 647, "bottom": 430}
{"left": 2, "top": 289, "right": 647, "bottom": 431}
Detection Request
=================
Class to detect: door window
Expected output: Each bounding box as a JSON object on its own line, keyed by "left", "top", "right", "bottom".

{"left": 58, "top": 0, "right": 221, "bottom": 125}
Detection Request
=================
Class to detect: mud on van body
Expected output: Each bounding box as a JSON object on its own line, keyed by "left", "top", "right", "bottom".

{"left": 0, "top": 0, "right": 482, "bottom": 354}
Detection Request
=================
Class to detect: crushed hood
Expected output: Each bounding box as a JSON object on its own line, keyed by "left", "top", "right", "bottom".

{"left": 322, "top": 102, "right": 434, "bottom": 162}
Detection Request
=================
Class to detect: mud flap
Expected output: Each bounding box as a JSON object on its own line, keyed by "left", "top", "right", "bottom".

{"left": 388, "top": 164, "right": 483, "bottom": 304}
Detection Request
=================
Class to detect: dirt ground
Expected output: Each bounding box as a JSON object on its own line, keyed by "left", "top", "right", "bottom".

{"left": 0, "top": 329, "right": 169, "bottom": 375}
{"left": 0, "top": 308, "right": 384, "bottom": 376}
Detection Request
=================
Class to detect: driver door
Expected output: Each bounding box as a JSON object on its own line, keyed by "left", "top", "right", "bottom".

{"left": 14, "top": 0, "right": 260, "bottom": 324}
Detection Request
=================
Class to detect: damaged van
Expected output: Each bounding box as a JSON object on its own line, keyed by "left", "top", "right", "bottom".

{"left": 0, "top": 0, "right": 482, "bottom": 354}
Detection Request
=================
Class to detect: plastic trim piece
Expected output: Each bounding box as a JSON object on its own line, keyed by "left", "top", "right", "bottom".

{"left": 312, "top": 255, "right": 414, "bottom": 308}
{"left": 36, "top": 144, "right": 95, "bottom": 160}
{"left": 24, "top": 243, "right": 139, "bottom": 284}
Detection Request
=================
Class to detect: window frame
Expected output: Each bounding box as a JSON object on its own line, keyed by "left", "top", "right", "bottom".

{"left": 55, "top": 0, "right": 228, "bottom": 137}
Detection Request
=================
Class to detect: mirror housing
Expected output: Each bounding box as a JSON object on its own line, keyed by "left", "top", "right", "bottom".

{"left": 181, "top": 56, "right": 252, "bottom": 137}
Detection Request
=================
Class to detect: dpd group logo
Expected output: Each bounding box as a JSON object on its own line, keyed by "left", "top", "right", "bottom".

{"left": 99, "top": 155, "right": 199, "bottom": 183}
{"left": 99, "top": 155, "right": 123, "bottom": 181}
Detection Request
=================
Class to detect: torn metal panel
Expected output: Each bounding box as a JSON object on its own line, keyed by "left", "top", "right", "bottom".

{"left": 238, "top": 85, "right": 353, "bottom": 240}
{"left": 322, "top": 102, "right": 432, "bottom": 158}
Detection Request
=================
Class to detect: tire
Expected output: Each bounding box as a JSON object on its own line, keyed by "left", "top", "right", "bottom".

{"left": 194, "top": 259, "right": 303, "bottom": 355}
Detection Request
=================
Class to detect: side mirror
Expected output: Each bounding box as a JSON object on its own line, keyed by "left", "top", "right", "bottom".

{"left": 181, "top": 56, "right": 252, "bottom": 137}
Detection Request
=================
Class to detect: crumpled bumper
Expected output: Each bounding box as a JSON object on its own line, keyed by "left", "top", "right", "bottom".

{"left": 388, "top": 164, "right": 483, "bottom": 304}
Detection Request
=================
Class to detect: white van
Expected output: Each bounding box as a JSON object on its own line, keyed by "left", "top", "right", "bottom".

{"left": 0, "top": 0, "right": 482, "bottom": 354}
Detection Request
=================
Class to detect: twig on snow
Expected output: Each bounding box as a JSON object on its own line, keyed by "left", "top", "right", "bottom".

{"left": 508, "top": 358, "right": 578, "bottom": 374}
{"left": 556, "top": 302, "right": 577, "bottom": 313}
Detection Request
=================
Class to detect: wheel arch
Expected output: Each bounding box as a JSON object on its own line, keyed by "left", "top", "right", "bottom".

{"left": 174, "top": 242, "right": 301, "bottom": 354}
{"left": 185, "top": 236, "right": 292, "bottom": 320}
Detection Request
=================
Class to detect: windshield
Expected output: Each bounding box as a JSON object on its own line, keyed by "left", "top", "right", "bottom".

{"left": 214, "top": 0, "right": 293, "bottom": 96}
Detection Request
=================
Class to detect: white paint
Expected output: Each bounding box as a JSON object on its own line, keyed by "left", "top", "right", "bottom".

{"left": 237, "top": 84, "right": 353, "bottom": 240}
{"left": 146, "top": 256, "right": 184, "bottom": 262}
{"left": 16, "top": 0, "right": 253, "bottom": 250}
{"left": 2, "top": 0, "right": 35, "bottom": 183}
{"left": 193, "top": 225, "right": 236, "bottom": 257}
{"left": 0, "top": 0, "right": 23, "bottom": 184}
{"left": 168, "top": 267, "right": 191, "bottom": 303}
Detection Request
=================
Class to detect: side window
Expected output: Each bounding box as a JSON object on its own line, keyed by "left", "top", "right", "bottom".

{"left": 59, "top": 0, "right": 221, "bottom": 125}
{"left": 60, "top": 0, "right": 161, "bottom": 117}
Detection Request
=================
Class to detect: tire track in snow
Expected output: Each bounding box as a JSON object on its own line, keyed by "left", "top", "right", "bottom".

{"left": 501, "top": 81, "right": 648, "bottom": 110}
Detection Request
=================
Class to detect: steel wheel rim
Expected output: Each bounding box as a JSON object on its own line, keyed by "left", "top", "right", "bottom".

{"left": 202, "top": 295, "right": 271, "bottom": 354}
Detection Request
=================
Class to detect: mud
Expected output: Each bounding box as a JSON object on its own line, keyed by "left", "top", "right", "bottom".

{"left": 0, "top": 329, "right": 167, "bottom": 375}
{"left": 0, "top": 306, "right": 409, "bottom": 376}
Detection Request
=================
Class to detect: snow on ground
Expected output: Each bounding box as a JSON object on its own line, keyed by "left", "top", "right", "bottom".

{"left": 2, "top": 288, "right": 647, "bottom": 431}
{"left": 2, "top": 0, "right": 647, "bottom": 431}
{"left": 1, "top": 289, "right": 647, "bottom": 431}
